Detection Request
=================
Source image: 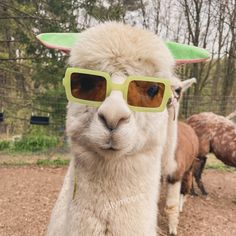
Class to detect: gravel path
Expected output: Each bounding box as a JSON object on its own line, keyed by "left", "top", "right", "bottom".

{"left": 0, "top": 167, "right": 235, "bottom": 236}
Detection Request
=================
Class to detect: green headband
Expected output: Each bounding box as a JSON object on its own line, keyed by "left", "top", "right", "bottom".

{"left": 36, "top": 33, "right": 210, "bottom": 64}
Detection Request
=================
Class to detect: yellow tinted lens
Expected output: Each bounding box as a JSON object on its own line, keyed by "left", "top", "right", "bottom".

{"left": 70, "top": 72, "right": 107, "bottom": 102}
{"left": 127, "top": 80, "right": 165, "bottom": 108}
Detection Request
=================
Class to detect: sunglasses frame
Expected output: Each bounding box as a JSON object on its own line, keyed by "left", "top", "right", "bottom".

{"left": 63, "top": 68, "right": 172, "bottom": 112}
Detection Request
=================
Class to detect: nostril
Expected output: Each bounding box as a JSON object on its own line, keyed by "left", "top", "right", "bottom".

{"left": 98, "top": 112, "right": 131, "bottom": 131}
{"left": 98, "top": 113, "right": 113, "bottom": 131}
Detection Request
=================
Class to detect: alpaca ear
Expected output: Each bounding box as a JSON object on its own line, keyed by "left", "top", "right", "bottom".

{"left": 36, "top": 33, "right": 210, "bottom": 64}
{"left": 181, "top": 78, "right": 197, "bottom": 93}
{"left": 170, "top": 77, "right": 196, "bottom": 102}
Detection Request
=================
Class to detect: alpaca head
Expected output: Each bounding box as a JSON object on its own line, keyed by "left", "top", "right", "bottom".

{"left": 66, "top": 22, "right": 178, "bottom": 159}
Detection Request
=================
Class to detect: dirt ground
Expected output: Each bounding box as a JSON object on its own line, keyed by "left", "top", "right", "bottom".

{"left": 0, "top": 166, "right": 235, "bottom": 236}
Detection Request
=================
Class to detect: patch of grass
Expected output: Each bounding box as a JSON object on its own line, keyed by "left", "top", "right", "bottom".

{"left": 36, "top": 158, "right": 69, "bottom": 166}
{"left": 0, "top": 161, "right": 33, "bottom": 167}
{"left": 205, "top": 162, "right": 235, "bottom": 172}
{"left": 0, "top": 158, "right": 69, "bottom": 167}
{"left": 0, "top": 135, "right": 61, "bottom": 154}
{"left": 0, "top": 140, "right": 11, "bottom": 151}
{"left": 13, "top": 135, "right": 59, "bottom": 152}
{"left": 205, "top": 154, "right": 236, "bottom": 172}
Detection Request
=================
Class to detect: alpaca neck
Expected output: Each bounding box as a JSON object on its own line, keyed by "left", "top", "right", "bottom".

{"left": 73, "top": 147, "right": 162, "bottom": 191}
{"left": 162, "top": 108, "right": 178, "bottom": 176}
{"left": 66, "top": 147, "right": 163, "bottom": 236}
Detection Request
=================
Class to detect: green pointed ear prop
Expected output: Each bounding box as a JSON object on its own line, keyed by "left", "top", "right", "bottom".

{"left": 36, "top": 33, "right": 210, "bottom": 64}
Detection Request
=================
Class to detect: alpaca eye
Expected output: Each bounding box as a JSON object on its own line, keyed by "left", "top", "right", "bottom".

{"left": 147, "top": 85, "right": 159, "bottom": 98}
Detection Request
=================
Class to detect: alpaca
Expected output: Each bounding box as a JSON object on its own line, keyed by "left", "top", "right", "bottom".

{"left": 186, "top": 112, "right": 236, "bottom": 195}
{"left": 46, "top": 22, "right": 181, "bottom": 236}
{"left": 161, "top": 78, "right": 197, "bottom": 235}
{"left": 178, "top": 122, "right": 199, "bottom": 210}
{"left": 165, "top": 121, "right": 199, "bottom": 235}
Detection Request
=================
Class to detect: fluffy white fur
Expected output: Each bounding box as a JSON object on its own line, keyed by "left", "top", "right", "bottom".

{"left": 47, "top": 22, "right": 180, "bottom": 236}
{"left": 165, "top": 181, "right": 181, "bottom": 235}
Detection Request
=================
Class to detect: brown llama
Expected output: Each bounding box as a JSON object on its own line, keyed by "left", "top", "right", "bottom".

{"left": 165, "top": 121, "right": 199, "bottom": 235}
{"left": 186, "top": 112, "right": 236, "bottom": 195}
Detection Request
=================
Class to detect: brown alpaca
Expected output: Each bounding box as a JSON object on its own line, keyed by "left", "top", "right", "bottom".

{"left": 175, "top": 122, "right": 199, "bottom": 197}
{"left": 165, "top": 121, "right": 199, "bottom": 235}
{"left": 168, "top": 122, "right": 199, "bottom": 189}
{"left": 186, "top": 112, "right": 236, "bottom": 195}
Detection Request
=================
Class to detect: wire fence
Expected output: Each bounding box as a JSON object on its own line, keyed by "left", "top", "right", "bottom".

{"left": 0, "top": 93, "right": 67, "bottom": 136}
{"left": 179, "top": 95, "right": 236, "bottom": 119}
{"left": 0, "top": 94, "right": 235, "bottom": 137}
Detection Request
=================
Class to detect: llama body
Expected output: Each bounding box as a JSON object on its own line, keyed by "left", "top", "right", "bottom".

{"left": 187, "top": 112, "right": 236, "bottom": 194}
{"left": 160, "top": 78, "right": 196, "bottom": 235}
{"left": 47, "top": 22, "right": 179, "bottom": 236}
{"left": 165, "top": 121, "right": 199, "bottom": 235}
{"left": 169, "top": 122, "right": 199, "bottom": 189}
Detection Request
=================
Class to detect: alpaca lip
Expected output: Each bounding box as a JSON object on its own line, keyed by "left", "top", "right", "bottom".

{"left": 101, "top": 142, "right": 119, "bottom": 151}
{"left": 102, "top": 147, "right": 118, "bottom": 151}
{"left": 101, "top": 145, "right": 119, "bottom": 151}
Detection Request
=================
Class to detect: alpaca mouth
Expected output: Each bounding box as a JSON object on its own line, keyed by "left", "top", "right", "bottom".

{"left": 100, "top": 141, "right": 120, "bottom": 151}
{"left": 101, "top": 146, "right": 118, "bottom": 151}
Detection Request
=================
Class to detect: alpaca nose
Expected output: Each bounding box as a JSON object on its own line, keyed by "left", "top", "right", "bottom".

{"left": 98, "top": 112, "right": 130, "bottom": 131}
{"left": 98, "top": 92, "right": 131, "bottom": 131}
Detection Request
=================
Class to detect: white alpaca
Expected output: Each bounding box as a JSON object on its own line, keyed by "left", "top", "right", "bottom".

{"left": 46, "top": 22, "right": 180, "bottom": 236}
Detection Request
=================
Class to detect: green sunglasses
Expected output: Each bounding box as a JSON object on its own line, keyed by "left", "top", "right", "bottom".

{"left": 63, "top": 68, "right": 172, "bottom": 112}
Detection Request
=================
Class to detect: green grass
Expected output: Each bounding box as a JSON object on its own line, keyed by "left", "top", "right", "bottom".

{"left": 0, "top": 158, "right": 69, "bottom": 167}
{"left": 13, "top": 135, "right": 59, "bottom": 152}
{"left": 205, "top": 154, "right": 236, "bottom": 172}
{"left": 0, "top": 140, "right": 11, "bottom": 151}
{"left": 0, "top": 135, "right": 60, "bottom": 153}
{"left": 0, "top": 161, "right": 33, "bottom": 167}
{"left": 205, "top": 162, "right": 235, "bottom": 172}
{"left": 36, "top": 158, "right": 69, "bottom": 166}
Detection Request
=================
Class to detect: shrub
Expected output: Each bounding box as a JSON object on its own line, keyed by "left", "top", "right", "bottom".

{"left": 0, "top": 140, "right": 11, "bottom": 151}
{"left": 13, "top": 135, "right": 59, "bottom": 152}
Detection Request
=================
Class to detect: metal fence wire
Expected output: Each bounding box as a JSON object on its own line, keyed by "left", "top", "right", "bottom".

{"left": 0, "top": 95, "right": 235, "bottom": 136}
{"left": 179, "top": 95, "right": 236, "bottom": 119}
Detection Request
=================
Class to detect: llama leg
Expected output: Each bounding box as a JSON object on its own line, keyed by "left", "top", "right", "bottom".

{"left": 165, "top": 181, "right": 181, "bottom": 236}
{"left": 179, "top": 194, "right": 187, "bottom": 213}
{"left": 194, "top": 157, "right": 208, "bottom": 195}
{"left": 179, "top": 170, "right": 192, "bottom": 212}
{"left": 190, "top": 171, "right": 198, "bottom": 196}
{"left": 190, "top": 182, "right": 198, "bottom": 196}
{"left": 197, "top": 179, "right": 208, "bottom": 195}
{"left": 179, "top": 194, "right": 184, "bottom": 212}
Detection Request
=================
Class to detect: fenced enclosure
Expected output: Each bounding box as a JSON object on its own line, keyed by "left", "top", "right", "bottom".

{"left": 0, "top": 63, "right": 235, "bottom": 154}
{"left": 180, "top": 95, "right": 236, "bottom": 119}
{"left": 0, "top": 92, "right": 235, "bottom": 137}
{"left": 0, "top": 93, "right": 67, "bottom": 136}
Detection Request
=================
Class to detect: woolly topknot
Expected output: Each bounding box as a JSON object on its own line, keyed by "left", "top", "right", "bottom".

{"left": 69, "top": 22, "right": 175, "bottom": 79}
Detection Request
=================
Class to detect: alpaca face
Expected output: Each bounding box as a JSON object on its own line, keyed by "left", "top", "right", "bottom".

{"left": 66, "top": 79, "right": 169, "bottom": 159}
{"left": 66, "top": 22, "right": 176, "bottom": 158}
